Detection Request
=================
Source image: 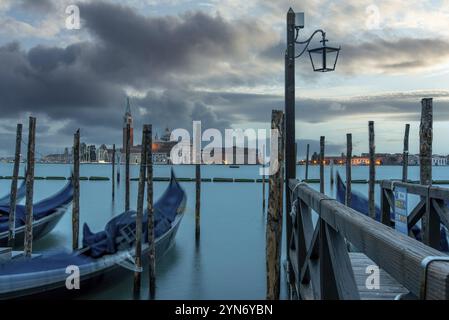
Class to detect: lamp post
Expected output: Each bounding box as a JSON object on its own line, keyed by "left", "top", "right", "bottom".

{"left": 284, "top": 8, "right": 340, "bottom": 284}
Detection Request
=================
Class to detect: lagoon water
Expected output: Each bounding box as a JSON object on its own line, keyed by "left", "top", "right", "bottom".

{"left": 0, "top": 163, "right": 448, "bottom": 299}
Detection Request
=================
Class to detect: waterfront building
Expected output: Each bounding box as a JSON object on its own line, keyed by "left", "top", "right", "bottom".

{"left": 408, "top": 154, "right": 419, "bottom": 166}
{"left": 97, "top": 144, "right": 109, "bottom": 162}
{"left": 80, "top": 143, "right": 88, "bottom": 162}
{"left": 432, "top": 155, "right": 448, "bottom": 166}
{"left": 88, "top": 145, "right": 97, "bottom": 162}
{"left": 153, "top": 152, "right": 169, "bottom": 164}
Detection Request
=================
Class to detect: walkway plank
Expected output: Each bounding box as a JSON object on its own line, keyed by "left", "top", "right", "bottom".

{"left": 349, "top": 252, "right": 408, "bottom": 300}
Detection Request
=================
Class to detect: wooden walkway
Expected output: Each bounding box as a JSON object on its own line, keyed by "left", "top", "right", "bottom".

{"left": 286, "top": 180, "right": 449, "bottom": 300}
{"left": 350, "top": 252, "right": 408, "bottom": 300}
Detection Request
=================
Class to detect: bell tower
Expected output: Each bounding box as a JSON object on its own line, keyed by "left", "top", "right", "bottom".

{"left": 123, "top": 97, "right": 134, "bottom": 151}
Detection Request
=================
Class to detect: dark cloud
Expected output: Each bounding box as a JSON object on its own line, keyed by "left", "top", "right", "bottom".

{"left": 77, "top": 1, "right": 270, "bottom": 88}
{"left": 1, "top": 0, "right": 448, "bottom": 157}
{"left": 0, "top": 42, "right": 124, "bottom": 121}
{"left": 340, "top": 37, "right": 449, "bottom": 74}
{"left": 262, "top": 36, "right": 449, "bottom": 75}
{"left": 296, "top": 139, "right": 346, "bottom": 158}
{"left": 0, "top": 1, "right": 274, "bottom": 155}
{"left": 200, "top": 90, "right": 449, "bottom": 124}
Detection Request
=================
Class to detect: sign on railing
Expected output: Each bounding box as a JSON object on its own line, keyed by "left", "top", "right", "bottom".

{"left": 394, "top": 187, "right": 408, "bottom": 235}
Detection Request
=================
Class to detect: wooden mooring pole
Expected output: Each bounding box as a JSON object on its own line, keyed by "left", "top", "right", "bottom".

{"left": 320, "top": 136, "right": 325, "bottom": 194}
{"left": 262, "top": 148, "right": 266, "bottom": 214}
{"left": 368, "top": 121, "right": 376, "bottom": 220}
{"left": 112, "top": 144, "right": 116, "bottom": 200}
{"left": 420, "top": 98, "right": 437, "bottom": 247}
{"left": 194, "top": 119, "right": 201, "bottom": 240}
{"left": 23, "top": 117, "right": 36, "bottom": 257}
{"left": 195, "top": 164, "right": 201, "bottom": 239}
{"left": 117, "top": 153, "right": 121, "bottom": 184}
{"left": 330, "top": 161, "right": 334, "bottom": 189}
{"left": 402, "top": 124, "right": 410, "bottom": 182}
{"left": 147, "top": 125, "right": 156, "bottom": 298}
{"left": 7, "top": 123, "right": 22, "bottom": 247}
{"left": 266, "top": 110, "right": 284, "bottom": 300}
{"left": 305, "top": 143, "right": 310, "bottom": 181}
{"left": 134, "top": 125, "right": 149, "bottom": 295}
{"left": 346, "top": 133, "right": 352, "bottom": 207}
{"left": 72, "top": 129, "right": 80, "bottom": 251}
{"left": 125, "top": 123, "right": 131, "bottom": 211}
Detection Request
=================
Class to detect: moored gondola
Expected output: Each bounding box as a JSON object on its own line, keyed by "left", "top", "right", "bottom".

{"left": 0, "top": 182, "right": 73, "bottom": 247}
{"left": 0, "top": 171, "right": 186, "bottom": 299}
{"left": 0, "top": 180, "right": 26, "bottom": 207}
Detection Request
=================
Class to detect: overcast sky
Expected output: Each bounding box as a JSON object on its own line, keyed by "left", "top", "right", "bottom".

{"left": 1, "top": 0, "right": 449, "bottom": 157}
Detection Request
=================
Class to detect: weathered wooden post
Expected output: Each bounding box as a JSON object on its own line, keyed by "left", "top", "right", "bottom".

{"left": 368, "top": 121, "right": 376, "bottom": 220}
{"left": 134, "top": 126, "right": 149, "bottom": 295}
{"left": 330, "top": 161, "right": 334, "bottom": 188}
{"left": 262, "top": 148, "right": 266, "bottom": 214}
{"left": 146, "top": 125, "right": 156, "bottom": 298}
{"left": 112, "top": 144, "right": 116, "bottom": 200}
{"left": 7, "top": 123, "right": 22, "bottom": 247}
{"left": 284, "top": 8, "right": 296, "bottom": 275}
{"left": 125, "top": 123, "right": 131, "bottom": 211}
{"left": 72, "top": 129, "right": 80, "bottom": 251}
{"left": 194, "top": 120, "right": 201, "bottom": 239}
{"left": 23, "top": 117, "right": 36, "bottom": 257}
{"left": 346, "top": 134, "right": 352, "bottom": 207}
{"left": 266, "top": 110, "right": 284, "bottom": 300}
{"left": 117, "top": 153, "right": 121, "bottom": 184}
{"left": 320, "top": 136, "right": 325, "bottom": 194}
{"left": 305, "top": 143, "right": 310, "bottom": 181}
{"left": 402, "top": 124, "right": 410, "bottom": 182}
{"left": 195, "top": 165, "right": 201, "bottom": 239}
{"left": 420, "top": 98, "right": 438, "bottom": 247}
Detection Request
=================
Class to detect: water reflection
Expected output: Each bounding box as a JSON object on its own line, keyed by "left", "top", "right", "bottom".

{"left": 2, "top": 163, "right": 439, "bottom": 299}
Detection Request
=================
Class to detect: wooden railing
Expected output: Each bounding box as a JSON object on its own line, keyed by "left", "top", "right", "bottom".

{"left": 380, "top": 180, "right": 449, "bottom": 249}
{"left": 287, "top": 179, "right": 449, "bottom": 300}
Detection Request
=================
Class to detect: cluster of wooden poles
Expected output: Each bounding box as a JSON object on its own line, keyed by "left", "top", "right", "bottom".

{"left": 59, "top": 123, "right": 159, "bottom": 297}
{"left": 116, "top": 124, "right": 202, "bottom": 295}
{"left": 265, "top": 98, "right": 435, "bottom": 300}
{"left": 6, "top": 119, "right": 204, "bottom": 299}
{"left": 302, "top": 98, "right": 432, "bottom": 218}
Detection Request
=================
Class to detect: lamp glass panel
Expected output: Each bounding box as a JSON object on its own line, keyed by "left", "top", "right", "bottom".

{"left": 325, "top": 49, "right": 339, "bottom": 70}
{"left": 309, "top": 50, "right": 324, "bottom": 71}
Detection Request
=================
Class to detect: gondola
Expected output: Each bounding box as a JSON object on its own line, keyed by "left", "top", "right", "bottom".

{"left": 0, "top": 181, "right": 73, "bottom": 247}
{"left": 0, "top": 180, "right": 26, "bottom": 207}
{"left": 0, "top": 170, "right": 186, "bottom": 299}
{"left": 335, "top": 172, "right": 449, "bottom": 251}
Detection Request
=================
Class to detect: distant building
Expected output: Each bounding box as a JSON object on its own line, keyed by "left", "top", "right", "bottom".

{"left": 41, "top": 153, "right": 66, "bottom": 163}
{"left": 88, "top": 145, "right": 97, "bottom": 162}
{"left": 122, "top": 97, "right": 134, "bottom": 152}
{"left": 351, "top": 157, "right": 370, "bottom": 166}
{"left": 360, "top": 153, "right": 401, "bottom": 165}
{"left": 432, "top": 155, "right": 447, "bottom": 166}
{"left": 80, "top": 143, "right": 88, "bottom": 162}
{"left": 97, "top": 144, "right": 109, "bottom": 162}
{"left": 153, "top": 153, "right": 169, "bottom": 164}
{"left": 408, "top": 154, "right": 419, "bottom": 166}
{"left": 64, "top": 147, "right": 70, "bottom": 163}
{"left": 154, "top": 127, "right": 178, "bottom": 159}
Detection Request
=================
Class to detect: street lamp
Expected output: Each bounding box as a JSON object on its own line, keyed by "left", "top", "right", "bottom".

{"left": 307, "top": 33, "right": 340, "bottom": 72}
{"left": 284, "top": 8, "right": 340, "bottom": 286}
{"left": 295, "top": 28, "right": 341, "bottom": 72}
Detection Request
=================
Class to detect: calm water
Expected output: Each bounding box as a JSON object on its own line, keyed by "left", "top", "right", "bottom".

{"left": 0, "top": 163, "right": 447, "bottom": 299}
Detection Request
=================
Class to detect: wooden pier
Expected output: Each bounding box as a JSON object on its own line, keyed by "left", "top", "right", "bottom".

{"left": 284, "top": 179, "right": 449, "bottom": 300}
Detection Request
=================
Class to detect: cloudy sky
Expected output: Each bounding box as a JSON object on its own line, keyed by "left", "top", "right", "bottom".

{"left": 1, "top": 0, "right": 449, "bottom": 157}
